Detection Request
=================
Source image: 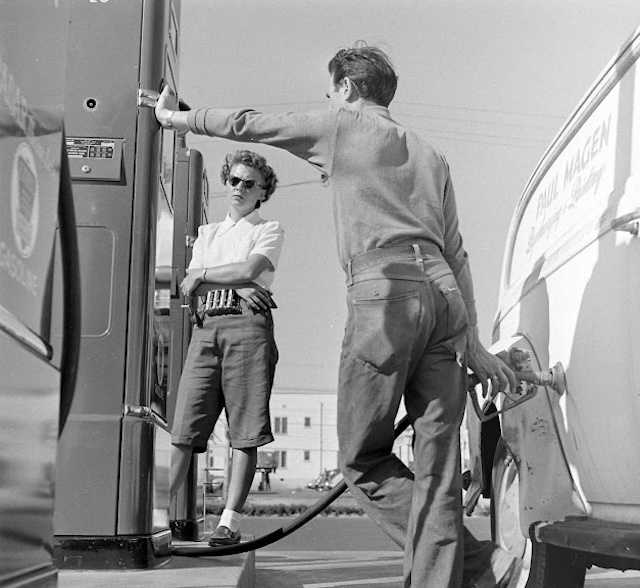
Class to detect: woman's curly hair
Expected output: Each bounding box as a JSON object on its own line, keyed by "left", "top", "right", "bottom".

{"left": 220, "top": 150, "right": 278, "bottom": 207}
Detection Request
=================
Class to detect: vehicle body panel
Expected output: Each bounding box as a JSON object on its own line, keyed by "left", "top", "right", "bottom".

{"left": 0, "top": 1, "right": 71, "bottom": 585}
{"left": 467, "top": 23, "right": 640, "bottom": 565}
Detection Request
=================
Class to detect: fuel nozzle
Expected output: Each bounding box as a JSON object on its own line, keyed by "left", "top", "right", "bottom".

{"left": 469, "top": 347, "right": 566, "bottom": 422}
{"left": 506, "top": 348, "right": 566, "bottom": 395}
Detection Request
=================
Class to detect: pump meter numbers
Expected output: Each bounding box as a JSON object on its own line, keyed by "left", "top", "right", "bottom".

{"left": 66, "top": 140, "right": 114, "bottom": 160}
{"left": 66, "top": 137, "right": 123, "bottom": 182}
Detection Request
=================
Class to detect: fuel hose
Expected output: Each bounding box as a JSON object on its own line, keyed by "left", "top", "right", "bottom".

{"left": 173, "top": 412, "right": 410, "bottom": 557}
{"left": 172, "top": 373, "right": 484, "bottom": 557}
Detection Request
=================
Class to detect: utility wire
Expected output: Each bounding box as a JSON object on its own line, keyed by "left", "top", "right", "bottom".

{"left": 180, "top": 98, "right": 565, "bottom": 121}
{"left": 393, "top": 110, "right": 558, "bottom": 132}
{"left": 183, "top": 100, "right": 554, "bottom": 158}
{"left": 409, "top": 125, "right": 550, "bottom": 144}
{"left": 416, "top": 133, "right": 547, "bottom": 150}
{"left": 394, "top": 100, "right": 566, "bottom": 121}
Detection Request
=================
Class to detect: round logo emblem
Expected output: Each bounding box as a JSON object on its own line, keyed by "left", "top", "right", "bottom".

{"left": 10, "top": 142, "right": 40, "bottom": 258}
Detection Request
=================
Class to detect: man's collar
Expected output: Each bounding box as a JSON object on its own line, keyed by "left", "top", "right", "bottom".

{"left": 340, "top": 102, "right": 393, "bottom": 121}
{"left": 361, "top": 103, "right": 393, "bottom": 120}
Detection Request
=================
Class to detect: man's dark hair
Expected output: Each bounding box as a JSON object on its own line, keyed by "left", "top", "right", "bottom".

{"left": 328, "top": 42, "right": 398, "bottom": 107}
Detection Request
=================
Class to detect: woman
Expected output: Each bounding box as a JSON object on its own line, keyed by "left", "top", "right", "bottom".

{"left": 171, "top": 149, "right": 284, "bottom": 546}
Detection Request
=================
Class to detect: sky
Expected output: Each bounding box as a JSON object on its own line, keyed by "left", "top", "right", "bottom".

{"left": 178, "top": 0, "right": 640, "bottom": 394}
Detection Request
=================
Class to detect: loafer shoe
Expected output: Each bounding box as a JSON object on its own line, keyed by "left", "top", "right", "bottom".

{"left": 208, "top": 525, "right": 241, "bottom": 546}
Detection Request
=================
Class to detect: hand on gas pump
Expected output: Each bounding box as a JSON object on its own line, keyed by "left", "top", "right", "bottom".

{"left": 466, "top": 325, "right": 516, "bottom": 400}
{"left": 155, "top": 85, "right": 179, "bottom": 128}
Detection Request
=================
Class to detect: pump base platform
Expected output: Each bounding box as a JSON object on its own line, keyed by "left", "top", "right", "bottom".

{"left": 58, "top": 539, "right": 255, "bottom": 588}
{"left": 54, "top": 530, "right": 173, "bottom": 570}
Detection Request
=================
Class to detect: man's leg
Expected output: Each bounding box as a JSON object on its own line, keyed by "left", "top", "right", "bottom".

{"left": 337, "top": 277, "right": 421, "bottom": 548}
{"left": 405, "top": 271, "right": 519, "bottom": 588}
{"left": 337, "top": 270, "right": 520, "bottom": 586}
{"left": 403, "top": 345, "right": 467, "bottom": 588}
{"left": 464, "top": 532, "right": 521, "bottom": 588}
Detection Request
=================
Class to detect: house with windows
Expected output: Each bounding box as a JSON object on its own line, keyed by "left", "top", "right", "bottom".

{"left": 203, "top": 388, "right": 340, "bottom": 490}
{"left": 266, "top": 389, "right": 340, "bottom": 488}
{"left": 201, "top": 388, "right": 416, "bottom": 491}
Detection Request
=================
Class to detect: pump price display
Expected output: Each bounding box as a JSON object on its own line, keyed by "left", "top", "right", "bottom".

{"left": 66, "top": 138, "right": 114, "bottom": 159}
{"left": 66, "top": 137, "right": 123, "bottom": 182}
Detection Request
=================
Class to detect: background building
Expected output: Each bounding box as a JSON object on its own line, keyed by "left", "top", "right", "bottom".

{"left": 203, "top": 389, "right": 339, "bottom": 491}
{"left": 200, "top": 389, "right": 418, "bottom": 492}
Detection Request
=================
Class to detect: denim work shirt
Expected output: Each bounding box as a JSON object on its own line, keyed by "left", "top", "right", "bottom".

{"left": 187, "top": 105, "right": 478, "bottom": 326}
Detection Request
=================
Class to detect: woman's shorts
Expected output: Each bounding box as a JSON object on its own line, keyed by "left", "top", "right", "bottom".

{"left": 171, "top": 308, "right": 278, "bottom": 452}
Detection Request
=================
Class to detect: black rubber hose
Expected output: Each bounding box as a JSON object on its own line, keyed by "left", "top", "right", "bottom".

{"left": 172, "top": 376, "right": 483, "bottom": 557}
{"left": 172, "top": 414, "right": 410, "bottom": 557}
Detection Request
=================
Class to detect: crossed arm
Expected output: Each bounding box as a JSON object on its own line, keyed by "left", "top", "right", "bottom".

{"left": 182, "top": 253, "right": 276, "bottom": 311}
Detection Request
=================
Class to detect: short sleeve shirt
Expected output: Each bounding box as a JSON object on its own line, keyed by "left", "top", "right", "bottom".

{"left": 188, "top": 210, "right": 284, "bottom": 290}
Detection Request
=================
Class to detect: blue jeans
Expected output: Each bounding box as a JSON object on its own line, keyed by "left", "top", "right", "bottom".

{"left": 337, "top": 245, "right": 509, "bottom": 588}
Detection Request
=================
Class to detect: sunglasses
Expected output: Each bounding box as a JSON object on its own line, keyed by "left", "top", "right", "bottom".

{"left": 229, "top": 176, "right": 264, "bottom": 190}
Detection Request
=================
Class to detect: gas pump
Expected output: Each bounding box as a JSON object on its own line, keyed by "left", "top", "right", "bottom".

{"left": 167, "top": 140, "right": 209, "bottom": 542}
{"left": 52, "top": 0, "right": 192, "bottom": 570}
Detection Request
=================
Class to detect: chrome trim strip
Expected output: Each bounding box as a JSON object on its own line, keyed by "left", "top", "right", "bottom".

{"left": 0, "top": 303, "right": 51, "bottom": 359}
{"left": 123, "top": 404, "right": 168, "bottom": 429}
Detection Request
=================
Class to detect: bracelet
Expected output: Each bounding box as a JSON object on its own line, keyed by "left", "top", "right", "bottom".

{"left": 202, "top": 268, "right": 207, "bottom": 282}
{"left": 166, "top": 110, "right": 174, "bottom": 128}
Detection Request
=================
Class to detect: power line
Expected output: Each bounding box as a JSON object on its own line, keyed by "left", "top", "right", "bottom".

{"left": 394, "top": 100, "right": 566, "bottom": 121}
{"left": 182, "top": 106, "right": 551, "bottom": 157}
{"left": 415, "top": 132, "right": 546, "bottom": 150}
{"left": 409, "top": 125, "right": 549, "bottom": 145}
{"left": 393, "top": 110, "right": 558, "bottom": 132}
{"left": 178, "top": 98, "right": 564, "bottom": 122}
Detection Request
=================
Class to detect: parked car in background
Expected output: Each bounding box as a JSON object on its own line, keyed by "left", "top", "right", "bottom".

{"left": 203, "top": 477, "right": 224, "bottom": 497}
{"left": 307, "top": 469, "right": 343, "bottom": 492}
{"left": 465, "top": 24, "right": 640, "bottom": 588}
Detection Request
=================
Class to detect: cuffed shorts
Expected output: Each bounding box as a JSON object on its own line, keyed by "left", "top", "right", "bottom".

{"left": 171, "top": 307, "right": 278, "bottom": 452}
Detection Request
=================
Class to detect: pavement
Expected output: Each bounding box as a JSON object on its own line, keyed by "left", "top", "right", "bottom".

{"left": 56, "top": 488, "right": 488, "bottom": 588}
{"left": 56, "top": 488, "right": 346, "bottom": 588}
{"left": 58, "top": 548, "right": 254, "bottom": 588}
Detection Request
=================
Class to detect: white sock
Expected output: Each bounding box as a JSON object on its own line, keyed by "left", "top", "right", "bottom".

{"left": 219, "top": 508, "right": 241, "bottom": 532}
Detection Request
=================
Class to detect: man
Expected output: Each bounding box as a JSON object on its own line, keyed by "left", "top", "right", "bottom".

{"left": 154, "top": 43, "right": 524, "bottom": 587}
